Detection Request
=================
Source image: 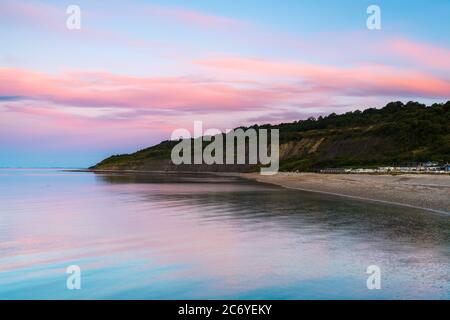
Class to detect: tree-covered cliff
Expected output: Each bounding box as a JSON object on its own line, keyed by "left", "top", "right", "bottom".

{"left": 91, "top": 101, "right": 450, "bottom": 172}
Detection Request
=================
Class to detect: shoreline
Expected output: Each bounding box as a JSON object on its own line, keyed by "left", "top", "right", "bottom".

{"left": 241, "top": 172, "right": 450, "bottom": 215}
{"left": 69, "top": 169, "right": 450, "bottom": 215}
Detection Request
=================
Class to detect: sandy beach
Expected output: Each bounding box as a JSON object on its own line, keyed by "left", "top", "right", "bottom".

{"left": 241, "top": 172, "right": 450, "bottom": 214}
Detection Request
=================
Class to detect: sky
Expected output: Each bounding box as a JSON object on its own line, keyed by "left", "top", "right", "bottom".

{"left": 0, "top": 0, "right": 449, "bottom": 168}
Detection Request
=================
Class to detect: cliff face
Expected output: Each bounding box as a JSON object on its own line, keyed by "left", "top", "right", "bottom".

{"left": 91, "top": 101, "right": 450, "bottom": 172}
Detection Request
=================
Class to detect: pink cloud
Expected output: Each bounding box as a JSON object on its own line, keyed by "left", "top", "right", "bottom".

{"left": 2, "top": 57, "right": 449, "bottom": 133}
{"left": 0, "top": 68, "right": 288, "bottom": 112}
{"left": 0, "top": 0, "right": 64, "bottom": 31}
{"left": 145, "top": 5, "right": 245, "bottom": 29}
{"left": 196, "top": 57, "right": 450, "bottom": 98}
{"left": 388, "top": 38, "right": 450, "bottom": 70}
{"left": 2, "top": 46, "right": 449, "bottom": 153}
{"left": 0, "top": 1, "right": 179, "bottom": 55}
{"left": 0, "top": 100, "right": 175, "bottom": 151}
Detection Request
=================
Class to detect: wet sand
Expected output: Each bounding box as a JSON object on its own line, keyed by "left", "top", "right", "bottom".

{"left": 241, "top": 172, "right": 450, "bottom": 215}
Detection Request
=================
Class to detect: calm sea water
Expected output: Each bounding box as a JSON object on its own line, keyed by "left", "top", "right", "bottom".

{"left": 0, "top": 169, "right": 448, "bottom": 299}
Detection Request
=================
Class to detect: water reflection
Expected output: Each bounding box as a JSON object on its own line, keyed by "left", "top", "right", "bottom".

{"left": 0, "top": 170, "right": 448, "bottom": 299}
{"left": 97, "top": 172, "right": 450, "bottom": 250}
